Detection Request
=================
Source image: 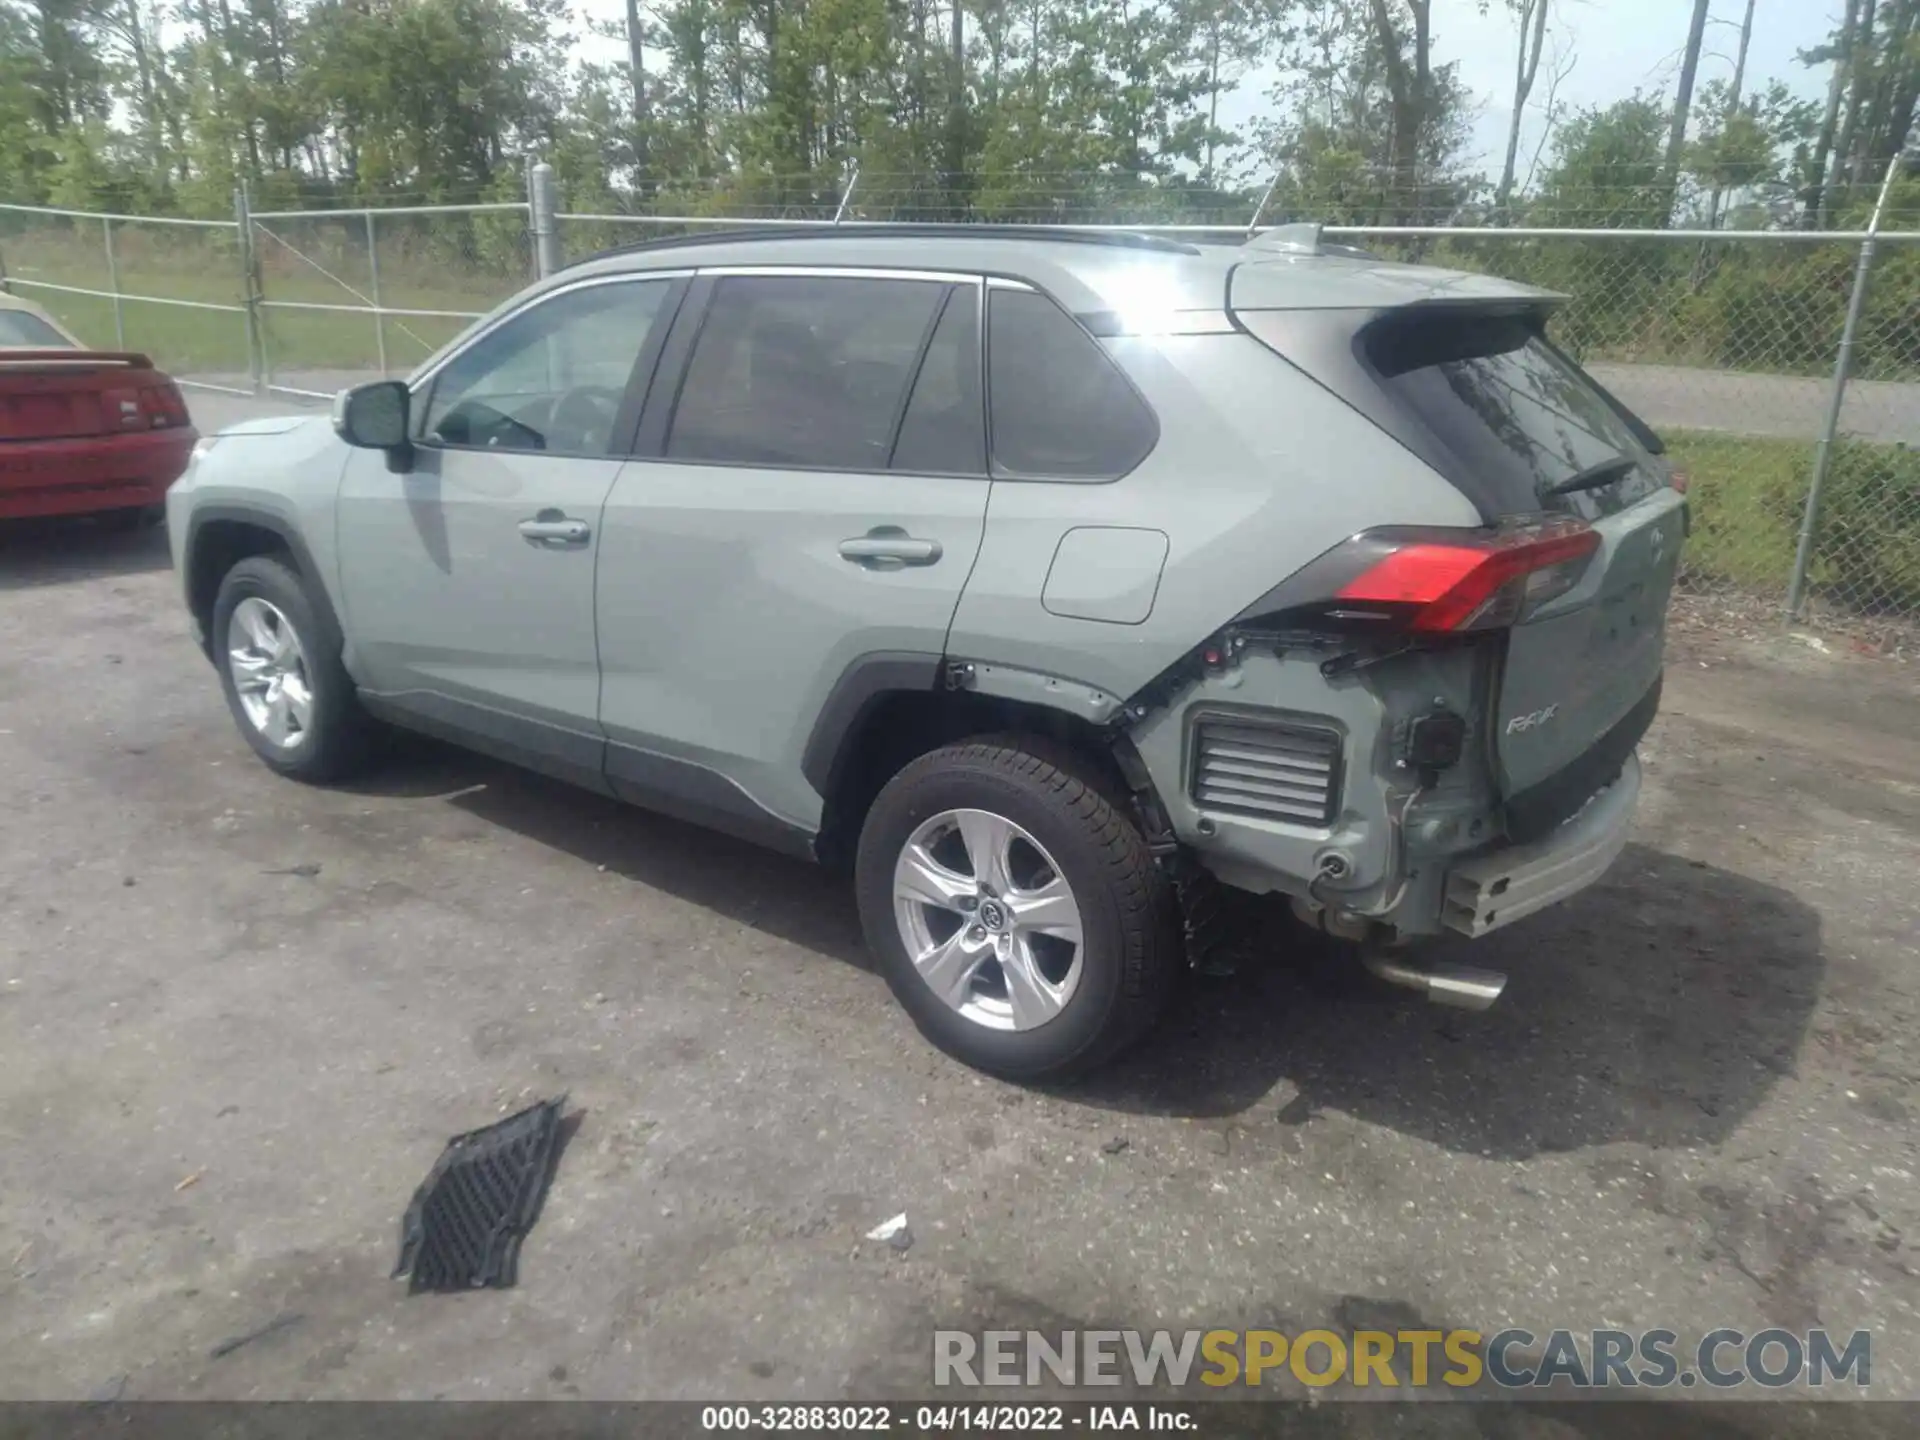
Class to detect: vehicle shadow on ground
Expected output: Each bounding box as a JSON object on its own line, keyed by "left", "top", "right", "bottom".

{"left": 0, "top": 516, "right": 170, "bottom": 590}
{"left": 350, "top": 740, "right": 1824, "bottom": 1161}
{"left": 345, "top": 735, "right": 872, "bottom": 968}
{"left": 1066, "top": 842, "right": 1826, "bottom": 1158}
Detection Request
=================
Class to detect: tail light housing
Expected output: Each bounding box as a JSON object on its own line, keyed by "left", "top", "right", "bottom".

{"left": 1243, "top": 518, "right": 1601, "bottom": 635}
{"left": 138, "top": 381, "right": 190, "bottom": 429}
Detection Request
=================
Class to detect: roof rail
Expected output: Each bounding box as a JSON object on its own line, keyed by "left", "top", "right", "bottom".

{"left": 568, "top": 222, "right": 1202, "bottom": 269}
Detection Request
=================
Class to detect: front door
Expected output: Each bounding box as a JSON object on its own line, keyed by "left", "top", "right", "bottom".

{"left": 595, "top": 271, "right": 990, "bottom": 836}
{"left": 335, "top": 275, "right": 681, "bottom": 784}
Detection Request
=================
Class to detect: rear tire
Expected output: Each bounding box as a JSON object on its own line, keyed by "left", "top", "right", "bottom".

{"left": 212, "top": 554, "right": 373, "bottom": 783}
{"left": 856, "top": 737, "right": 1180, "bottom": 1080}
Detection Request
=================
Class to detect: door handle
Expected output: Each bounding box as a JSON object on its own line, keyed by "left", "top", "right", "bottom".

{"left": 519, "top": 510, "right": 591, "bottom": 548}
{"left": 838, "top": 528, "right": 942, "bottom": 569}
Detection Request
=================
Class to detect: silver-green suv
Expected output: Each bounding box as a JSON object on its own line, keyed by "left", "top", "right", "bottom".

{"left": 168, "top": 223, "right": 1685, "bottom": 1078}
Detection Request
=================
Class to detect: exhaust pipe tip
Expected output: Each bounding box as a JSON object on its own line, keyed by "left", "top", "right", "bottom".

{"left": 1291, "top": 899, "right": 1508, "bottom": 1011}
{"left": 1421, "top": 966, "right": 1508, "bottom": 1011}
{"left": 1360, "top": 951, "right": 1507, "bottom": 1011}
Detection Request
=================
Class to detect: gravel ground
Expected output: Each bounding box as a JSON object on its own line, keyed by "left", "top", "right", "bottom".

{"left": 1, "top": 395, "right": 1917, "bottom": 1425}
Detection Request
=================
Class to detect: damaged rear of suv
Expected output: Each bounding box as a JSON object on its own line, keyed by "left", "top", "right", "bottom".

{"left": 169, "top": 223, "right": 1682, "bottom": 1080}
{"left": 1143, "top": 268, "right": 1684, "bottom": 998}
{"left": 900, "top": 231, "right": 1684, "bottom": 1074}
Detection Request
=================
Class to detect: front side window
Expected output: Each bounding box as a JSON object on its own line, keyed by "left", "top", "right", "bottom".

{"left": 987, "top": 288, "right": 1157, "bottom": 479}
{"left": 666, "top": 275, "right": 950, "bottom": 470}
{"left": 421, "top": 279, "right": 674, "bottom": 455}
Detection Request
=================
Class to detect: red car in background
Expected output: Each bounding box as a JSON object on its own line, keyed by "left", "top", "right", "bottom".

{"left": 0, "top": 292, "right": 197, "bottom": 525}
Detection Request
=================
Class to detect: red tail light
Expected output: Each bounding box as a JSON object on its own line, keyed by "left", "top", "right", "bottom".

{"left": 138, "top": 381, "right": 190, "bottom": 429}
{"left": 1335, "top": 521, "right": 1600, "bottom": 632}
{"left": 1240, "top": 519, "right": 1602, "bottom": 636}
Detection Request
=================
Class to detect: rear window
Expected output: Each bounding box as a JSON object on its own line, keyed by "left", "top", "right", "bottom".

{"left": 0, "top": 310, "right": 74, "bottom": 348}
{"left": 1361, "top": 311, "right": 1661, "bottom": 519}
{"left": 987, "top": 288, "right": 1156, "bottom": 479}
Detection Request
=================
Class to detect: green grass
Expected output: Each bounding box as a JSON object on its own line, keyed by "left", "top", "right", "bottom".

{"left": 1664, "top": 431, "right": 1809, "bottom": 589}
{"left": 1666, "top": 429, "right": 1920, "bottom": 611}
{"left": 3, "top": 225, "right": 517, "bottom": 377}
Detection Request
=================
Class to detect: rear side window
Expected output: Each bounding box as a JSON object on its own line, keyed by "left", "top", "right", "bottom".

{"left": 891, "top": 287, "right": 984, "bottom": 474}
{"left": 987, "top": 288, "right": 1156, "bottom": 479}
{"left": 668, "top": 275, "right": 949, "bottom": 471}
{"left": 0, "top": 309, "right": 73, "bottom": 347}
{"left": 1362, "top": 311, "right": 1662, "bottom": 519}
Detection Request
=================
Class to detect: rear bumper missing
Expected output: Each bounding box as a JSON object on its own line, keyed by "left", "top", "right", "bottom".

{"left": 1442, "top": 753, "right": 1640, "bottom": 938}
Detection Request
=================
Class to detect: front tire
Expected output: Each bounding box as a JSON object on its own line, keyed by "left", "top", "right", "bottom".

{"left": 855, "top": 738, "right": 1179, "bottom": 1080}
{"left": 211, "top": 554, "right": 372, "bottom": 783}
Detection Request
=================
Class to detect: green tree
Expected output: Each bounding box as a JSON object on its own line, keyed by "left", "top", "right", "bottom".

{"left": 1533, "top": 93, "right": 1670, "bottom": 228}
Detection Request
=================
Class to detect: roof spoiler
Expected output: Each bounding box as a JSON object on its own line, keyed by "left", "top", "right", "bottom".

{"left": 0, "top": 348, "right": 154, "bottom": 368}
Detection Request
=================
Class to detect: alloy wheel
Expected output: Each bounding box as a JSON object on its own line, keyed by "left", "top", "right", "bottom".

{"left": 226, "top": 596, "right": 314, "bottom": 751}
{"left": 891, "top": 807, "right": 1086, "bottom": 1031}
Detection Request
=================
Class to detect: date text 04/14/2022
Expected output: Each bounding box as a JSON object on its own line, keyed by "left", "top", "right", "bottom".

{"left": 699, "top": 1404, "right": 1197, "bottom": 1431}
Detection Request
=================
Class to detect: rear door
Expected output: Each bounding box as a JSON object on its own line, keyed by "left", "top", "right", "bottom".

{"left": 1358, "top": 310, "right": 1685, "bottom": 823}
{"left": 1239, "top": 302, "right": 1686, "bottom": 831}
{"left": 594, "top": 269, "right": 990, "bottom": 838}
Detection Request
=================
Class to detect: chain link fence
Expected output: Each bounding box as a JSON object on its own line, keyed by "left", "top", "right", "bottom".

{"left": 0, "top": 202, "right": 254, "bottom": 393}
{"left": 2, "top": 173, "right": 1915, "bottom": 651}
{"left": 244, "top": 200, "right": 533, "bottom": 398}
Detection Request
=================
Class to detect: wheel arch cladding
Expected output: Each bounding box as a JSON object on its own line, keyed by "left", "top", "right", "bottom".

{"left": 805, "top": 654, "right": 1152, "bottom": 865}
{"left": 799, "top": 651, "right": 946, "bottom": 799}
{"left": 185, "top": 505, "right": 340, "bottom": 659}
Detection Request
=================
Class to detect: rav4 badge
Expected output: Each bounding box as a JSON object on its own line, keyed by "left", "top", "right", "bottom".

{"left": 1506, "top": 704, "right": 1560, "bottom": 734}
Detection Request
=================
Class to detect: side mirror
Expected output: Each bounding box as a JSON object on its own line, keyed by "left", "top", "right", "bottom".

{"left": 333, "top": 380, "right": 413, "bottom": 469}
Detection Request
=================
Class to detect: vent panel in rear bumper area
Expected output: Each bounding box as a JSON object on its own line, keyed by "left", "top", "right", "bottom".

{"left": 1190, "top": 717, "right": 1343, "bottom": 825}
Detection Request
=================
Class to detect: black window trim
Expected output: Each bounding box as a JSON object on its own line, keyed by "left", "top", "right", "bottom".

{"left": 409, "top": 270, "right": 692, "bottom": 461}
{"left": 982, "top": 276, "right": 1162, "bottom": 485}
{"left": 632, "top": 265, "right": 993, "bottom": 481}
{"left": 881, "top": 284, "right": 961, "bottom": 469}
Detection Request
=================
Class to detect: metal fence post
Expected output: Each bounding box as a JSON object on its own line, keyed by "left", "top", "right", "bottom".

{"left": 102, "top": 217, "right": 126, "bottom": 349}
{"left": 528, "top": 162, "right": 561, "bottom": 279}
{"left": 365, "top": 209, "right": 389, "bottom": 377}
{"left": 1785, "top": 155, "right": 1903, "bottom": 622}
{"left": 234, "top": 182, "right": 264, "bottom": 394}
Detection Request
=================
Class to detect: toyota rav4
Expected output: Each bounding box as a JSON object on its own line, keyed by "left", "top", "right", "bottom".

{"left": 168, "top": 223, "right": 1685, "bottom": 1078}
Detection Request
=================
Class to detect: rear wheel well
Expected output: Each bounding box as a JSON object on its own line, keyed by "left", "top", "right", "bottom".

{"left": 188, "top": 520, "right": 294, "bottom": 649}
{"left": 816, "top": 689, "right": 1138, "bottom": 866}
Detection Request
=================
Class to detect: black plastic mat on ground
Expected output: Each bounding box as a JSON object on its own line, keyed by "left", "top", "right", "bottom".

{"left": 393, "top": 1095, "right": 568, "bottom": 1294}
